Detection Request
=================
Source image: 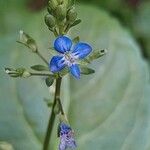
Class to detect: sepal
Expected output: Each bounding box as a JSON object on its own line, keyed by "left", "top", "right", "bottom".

{"left": 80, "top": 66, "right": 95, "bottom": 75}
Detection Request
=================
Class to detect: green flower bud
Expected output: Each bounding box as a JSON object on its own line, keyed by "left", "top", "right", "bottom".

{"left": 48, "top": 0, "right": 58, "bottom": 10}
{"left": 22, "top": 71, "right": 31, "bottom": 78}
{"left": 5, "top": 68, "right": 20, "bottom": 78}
{"left": 67, "top": 8, "right": 77, "bottom": 23}
{"left": 55, "top": 4, "right": 67, "bottom": 21}
{"left": 5, "top": 67, "right": 31, "bottom": 78}
{"left": 63, "top": 0, "right": 69, "bottom": 8}
{"left": 47, "top": 6, "right": 52, "bottom": 14}
{"left": 18, "top": 30, "right": 38, "bottom": 53}
{"left": 45, "top": 14, "right": 56, "bottom": 28}
{"left": 57, "top": 0, "right": 63, "bottom": 5}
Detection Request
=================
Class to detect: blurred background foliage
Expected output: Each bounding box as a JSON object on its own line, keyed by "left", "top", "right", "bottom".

{"left": 81, "top": 0, "right": 150, "bottom": 62}
{"left": 0, "top": 0, "right": 150, "bottom": 150}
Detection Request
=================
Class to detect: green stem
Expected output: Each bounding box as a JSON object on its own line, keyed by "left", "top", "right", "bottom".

{"left": 43, "top": 77, "right": 62, "bottom": 150}
{"left": 30, "top": 72, "right": 53, "bottom": 77}
{"left": 36, "top": 50, "right": 49, "bottom": 66}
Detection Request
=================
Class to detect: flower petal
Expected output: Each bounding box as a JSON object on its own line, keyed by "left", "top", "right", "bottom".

{"left": 59, "top": 138, "right": 66, "bottom": 150}
{"left": 54, "top": 36, "right": 72, "bottom": 53}
{"left": 59, "top": 123, "right": 77, "bottom": 150}
{"left": 70, "top": 64, "right": 80, "bottom": 79}
{"left": 49, "top": 56, "right": 65, "bottom": 72}
{"left": 72, "top": 42, "right": 92, "bottom": 59}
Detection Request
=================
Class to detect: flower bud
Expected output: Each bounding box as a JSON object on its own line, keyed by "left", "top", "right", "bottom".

{"left": 48, "top": 0, "right": 58, "bottom": 10}
{"left": 18, "top": 30, "right": 38, "bottom": 53}
{"left": 5, "top": 67, "right": 31, "bottom": 78}
{"left": 62, "top": 0, "right": 69, "bottom": 8}
{"left": 47, "top": 6, "right": 52, "bottom": 14}
{"left": 55, "top": 4, "right": 67, "bottom": 21}
{"left": 22, "top": 71, "right": 31, "bottom": 78}
{"left": 67, "top": 8, "right": 77, "bottom": 23}
{"left": 5, "top": 68, "right": 20, "bottom": 78}
{"left": 44, "top": 14, "right": 56, "bottom": 28}
{"left": 57, "top": 0, "right": 63, "bottom": 5}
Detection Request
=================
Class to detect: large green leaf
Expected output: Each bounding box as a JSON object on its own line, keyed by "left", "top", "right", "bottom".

{"left": 0, "top": 2, "right": 150, "bottom": 150}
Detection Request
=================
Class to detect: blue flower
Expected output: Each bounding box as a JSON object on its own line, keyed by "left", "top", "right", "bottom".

{"left": 49, "top": 36, "right": 92, "bottom": 79}
{"left": 58, "top": 123, "right": 77, "bottom": 150}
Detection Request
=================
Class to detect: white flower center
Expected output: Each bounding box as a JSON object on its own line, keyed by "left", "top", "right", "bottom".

{"left": 63, "top": 53, "right": 76, "bottom": 67}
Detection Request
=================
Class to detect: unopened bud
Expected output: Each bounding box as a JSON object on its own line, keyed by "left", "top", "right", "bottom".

{"left": 57, "top": 0, "right": 63, "bottom": 4}
{"left": 55, "top": 4, "right": 67, "bottom": 21}
{"left": 63, "top": 0, "right": 69, "bottom": 8}
{"left": 67, "top": 8, "right": 77, "bottom": 23}
{"left": 5, "top": 68, "right": 19, "bottom": 78}
{"left": 48, "top": 0, "right": 58, "bottom": 10}
{"left": 5, "top": 67, "right": 31, "bottom": 78}
{"left": 44, "top": 14, "right": 56, "bottom": 28}
{"left": 47, "top": 6, "right": 52, "bottom": 14}
{"left": 22, "top": 71, "right": 31, "bottom": 78}
{"left": 18, "top": 30, "right": 38, "bottom": 53}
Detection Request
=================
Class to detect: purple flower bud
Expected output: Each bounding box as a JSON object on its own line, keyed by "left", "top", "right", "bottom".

{"left": 58, "top": 123, "right": 77, "bottom": 150}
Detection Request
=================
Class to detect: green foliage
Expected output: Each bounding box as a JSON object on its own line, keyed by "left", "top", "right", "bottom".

{"left": 80, "top": 0, "right": 150, "bottom": 63}
{"left": 0, "top": 2, "right": 150, "bottom": 150}
{"left": 80, "top": 67, "right": 95, "bottom": 75}
{"left": 17, "top": 30, "right": 38, "bottom": 53}
{"left": 45, "top": 76, "right": 54, "bottom": 87}
{"left": 72, "top": 36, "right": 80, "bottom": 43}
{"left": 31, "top": 65, "right": 49, "bottom": 71}
{"left": 133, "top": 1, "right": 150, "bottom": 59}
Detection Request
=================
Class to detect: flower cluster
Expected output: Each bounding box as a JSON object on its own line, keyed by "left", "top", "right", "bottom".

{"left": 49, "top": 36, "right": 92, "bottom": 79}
{"left": 58, "top": 122, "right": 77, "bottom": 150}
{"left": 45, "top": 0, "right": 80, "bottom": 35}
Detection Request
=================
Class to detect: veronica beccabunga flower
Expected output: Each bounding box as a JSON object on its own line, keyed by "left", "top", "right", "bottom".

{"left": 49, "top": 36, "right": 92, "bottom": 79}
{"left": 58, "top": 122, "right": 77, "bottom": 150}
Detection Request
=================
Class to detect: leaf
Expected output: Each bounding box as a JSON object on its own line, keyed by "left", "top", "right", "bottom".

{"left": 31, "top": 65, "right": 49, "bottom": 71}
{"left": 70, "top": 19, "right": 81, "bottom": 27}
{"left": 45, "top": 76, "right": 54, "bottom": 87}
{"left": 0, "top": 2, "right": 150, "bottom": 150}
{"left": 80, "top": 66, "right": 95, "bottom": 75}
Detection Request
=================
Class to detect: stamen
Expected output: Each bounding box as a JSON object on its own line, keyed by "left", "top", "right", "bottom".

{"left": 63, "top": 53, "right": 76, "bottom": 67}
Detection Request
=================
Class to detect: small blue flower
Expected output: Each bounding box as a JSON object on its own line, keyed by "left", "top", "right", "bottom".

{"left": 49, "top": 36, "right": 92, "bottom": 79}
{"left": 58, "top": 123, "right": 77, "bottom": 150}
